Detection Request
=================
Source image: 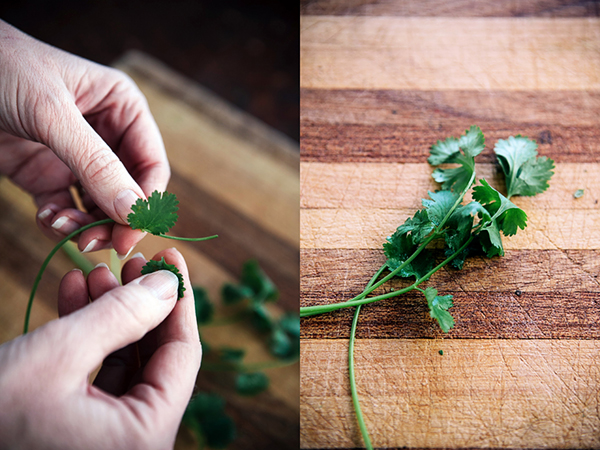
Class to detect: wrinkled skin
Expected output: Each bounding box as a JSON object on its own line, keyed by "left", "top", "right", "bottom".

{"left": 0, "top": 19, "right": 170, "bottom": 256}
{"left": 0, "top": 248, "right": 202, "bottom": 450}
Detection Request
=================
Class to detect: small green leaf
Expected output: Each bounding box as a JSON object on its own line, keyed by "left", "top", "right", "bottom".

{"left": 428, "top": 136, "right": 460, "bottom": 165}
{"left": 217, "top": 347, "right": 246, "bottom": 363}
{"left": 574, "top": 189, "right": 584, "bottom": 199}
{"left": 384, "top": 231, "right": 435, "bottom": 280}
{"left": 127, "top": 190, "right": 179, "bottom": 235}
{"left": 183, "top": 393, "right": 236, "bottom": 449}
{"left": 472, "top": 179, "right": 527, "bottom": 236}
{"left": 235, "top": 372, "right": 270, "bottom": 396}
{"left": 250, "top": 304, "right": 275, "bottom": 332}
{"left": 494, "top": 135, "right": 554, "bottom": 198}
{"left": 396, "top": 209, "right": 434, "bottom": 245}
{"left": 423, "top": 287, "right": 455, "bottom": 332}
{"left": 422, "top": 190, "right": 460, "bottom": 227}
{"left": 458, "top": 125, "right": 486, "bottom": 158}
{"left": 141, "top": 257, "right": 185, "bottom": 299}
{"left": 221, "top": 283, "right": 253, "bottom": 305}
{"left": 192, "top": 287, "right": 214, "bottom": 324}
{"left": 279, "top": 312, "right": 300, "bottom": 338}
{"left": 429, "top": 126, "right": 483, "bottom": 193}
{"left": 269, "top": 328, "right": 293, "bottom": 358}
{"left": 240, "top": 260, "right": 279, "bottom": 303}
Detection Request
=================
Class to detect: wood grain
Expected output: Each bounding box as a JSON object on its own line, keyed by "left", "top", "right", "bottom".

{"left": 301, "top": 339, "right": 600, "bottom": 449}
{"left": 301, "top": 17, "right": 600, "bottom": 90}
{"left": 301, "top": 248, "right": 600, "bottom": 339}
{"left": 300, "top": 6, "right": 600, "bottom": 449}
{"left": 301, "top": 0, "right": 600, "bottom": 17}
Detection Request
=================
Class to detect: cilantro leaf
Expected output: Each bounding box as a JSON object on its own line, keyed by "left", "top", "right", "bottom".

{"left": 443, "top": 201, "right": 481, "bottom": 268}
{"left": 240, "top": 260, "right": 279, "bottom": 303}
{"left": 422, "top": 190, "right": 460, "bottom": 227}
{"left": 183, "top": 393, "right": 236, "bottom": 449}
{"left": 494, "top": 136, "right": 555, "bottom": 198}
{"left": 423, "top": 287, "right": 455, "bottom": 332}
{"left": 128, "top": 190, "right": 179, "bottom": 235}
{"left": 396, "top": 209, "right": 434, "bottom": 245}
{"left": 384, "top": 232, "right": 435, "bottom": 280}
{"left": 429, "top": 126, "right": 484, "bottom": 193}
{"left": 477, "top": 213, "right": 505, "bottom": 258}
{"left": 193, "top": 287, "right": 214, "bottom": 324}
{"left": 141, "top": 257, "right": 186, "bottom": 299}
{"left": 472, "top": 179, "right": 527, "bottom": 236}
{"left": 235, "top": 372, "right": 270, "bottom": 396}
{"left": 458, "top": 125, "right": 486, "bottom": 158}
{"left": 428, "top": 136, "right": 460, "bottom": 165}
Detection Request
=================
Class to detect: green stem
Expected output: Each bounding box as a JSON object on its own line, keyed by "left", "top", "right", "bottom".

{"left": 348, "top": 265, "right": 382, "bottom": 450}
{"left": 24, "top": 218, "right": 115, "bottom": 334}
{"left": 313, "top": 169, "right": 478, "bottom": 310}
{"left": 159, "top": 234, "right": 218, "bottom": 242}
{"left": 300, "top": 235, "right": 474, "bottom": 317}
{"left": 61, "top": 241, "right": 95, "bottom": 275}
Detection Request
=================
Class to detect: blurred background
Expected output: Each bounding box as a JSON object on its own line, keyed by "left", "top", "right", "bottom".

{"left": 0, "top": 1, "right": 299, "bottom": 449}
{"left": 0, "top": 0, "right": 298, "bottom": 141}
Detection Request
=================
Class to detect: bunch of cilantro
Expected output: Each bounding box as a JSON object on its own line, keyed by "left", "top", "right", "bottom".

{"left": 300, "top": 126, "right": 554, "bottom": 450}
{"left": 300, "top": 125, "right": 554, "bottom": 332}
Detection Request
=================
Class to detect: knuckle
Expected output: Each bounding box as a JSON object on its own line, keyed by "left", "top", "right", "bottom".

{"left": 78, "top": 150, "right": 123, "bottom": 186}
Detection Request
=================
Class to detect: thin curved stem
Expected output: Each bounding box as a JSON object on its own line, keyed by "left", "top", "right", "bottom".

{"left": 24, "top": 218, "right": 115, "bottom": 334}
{"left": 348, "top": 266, "right": 383, "bottom": 450}
{"left": 159, "top": 234, "right": 218, "bottom": 242}
{"left": 300, "top": 235, "right": 474, "bottom": 317}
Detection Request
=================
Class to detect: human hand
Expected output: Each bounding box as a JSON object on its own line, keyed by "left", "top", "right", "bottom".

{"left": 0, "top": 20, "right": 170, "bottom": 256}
{"left": 0, "top": 248, "right": 201, "bottom": 450}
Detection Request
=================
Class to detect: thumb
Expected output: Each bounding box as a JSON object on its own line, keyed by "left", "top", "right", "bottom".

{"left": 48, "top": 101, "right": 145, "bottom": 224}
{"left": 58, "top": 270, "right": 180, "bottom": 374}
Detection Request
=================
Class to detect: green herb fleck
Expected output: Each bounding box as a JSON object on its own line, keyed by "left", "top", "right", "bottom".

{"left": 574, "top": 189, "right": 584, "bottom": 199}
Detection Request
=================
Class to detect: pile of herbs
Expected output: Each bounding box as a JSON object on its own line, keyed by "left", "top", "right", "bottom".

{"left": 184, "top": 260, "right": 299, "bottom": 448}
{"left": 299, "top": 126, "right": 554, "bottom": 449}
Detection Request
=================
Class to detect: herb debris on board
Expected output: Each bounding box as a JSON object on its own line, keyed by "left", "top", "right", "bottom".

{"left": 299, "top": 126, "right": 554, "bottom": 449}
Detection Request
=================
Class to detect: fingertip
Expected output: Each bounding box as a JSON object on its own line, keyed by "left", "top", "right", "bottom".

{"left": 112, "top": 224, "right": 146, "bottom": 257}
{"left": 58, "top": 269, "right": 88, "bottom": 317}
{"left": 88, "top": 262, "right": 120, "bottom": 301}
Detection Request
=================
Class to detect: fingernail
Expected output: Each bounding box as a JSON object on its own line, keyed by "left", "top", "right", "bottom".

{"left": 130, "top": 252, "right": 145, "bottom": 260}
{"left": 51, "top": 216, "right": 80, "bottom": 234}
{"left": 117, "top": 246, "right": 135, "bottom": 260}
{"left": 139, "top": 270, "right": 178, "bottom": 300}
{"left": 37, "top": 208, "right": 54, "bottom": 221}
{"left": 114, "top": 189, "right": 141, "bottom": 223}
{"left": 81, "top": 239, "right": 98, "bottom": 253}
{"left": 94, "top": 262, "right": 110, "bottom": 270}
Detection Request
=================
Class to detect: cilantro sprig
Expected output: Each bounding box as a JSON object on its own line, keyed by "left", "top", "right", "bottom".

{"left": 300, "top": 126, "right": 554, "bottom": 450}
{"left": 24, "top": 191, "right": 218, "bottom": 333}
{"left": 300, "top": 126, "right": 554, "bottom": 330}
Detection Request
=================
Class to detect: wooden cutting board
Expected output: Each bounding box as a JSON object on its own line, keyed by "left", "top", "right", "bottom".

{"left": 0, "top": 51, "right": 299, "bottom": 449}
{"left": 300, "top": 2, "right": 600, "bottom": 449}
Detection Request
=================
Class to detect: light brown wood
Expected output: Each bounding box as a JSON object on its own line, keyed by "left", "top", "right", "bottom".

{"left": 300, "top": 6, "right": 600, "bottom": 450}
{"left": 301, "top": 17, "right": 600, "bottom": 90}
{"left": 301, "top": 339, "right": 600, "bottom": 449}
{"left": 301, "top": 208, "right": 600, "bottom": 250}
